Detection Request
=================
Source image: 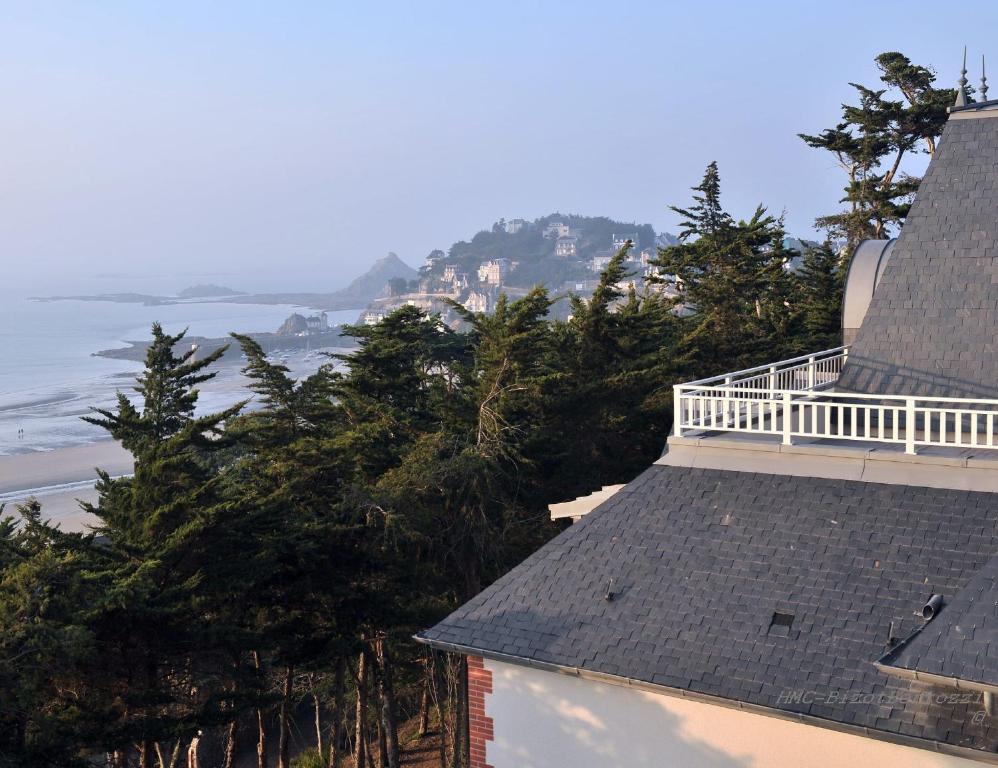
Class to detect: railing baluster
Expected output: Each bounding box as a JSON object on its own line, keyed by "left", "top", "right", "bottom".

{"left": 782, "top": 392, "right": 793, "bottom": 445}
{"left": 673, "top": 349, "right": 998, "bottom": 453}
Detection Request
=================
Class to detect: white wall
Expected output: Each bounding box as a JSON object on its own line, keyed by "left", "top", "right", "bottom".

{"left": 484, "top": 659, "right": 982, "bottom": 768}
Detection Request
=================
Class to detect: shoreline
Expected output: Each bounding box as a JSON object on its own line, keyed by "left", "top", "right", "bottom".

{"left": 0, "top": 441, "right": 133, "bottom": 531}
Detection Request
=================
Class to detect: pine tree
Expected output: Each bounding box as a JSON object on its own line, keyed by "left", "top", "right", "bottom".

{"left": 796, "top": 243, "right": 844, "bottom": 348}
{"left": 799, "top": 51, "right": 954, "bottom": 252}
{"left": 74, "top": 325, "right": 252, "bottom": 758}
{"left": 654, "top": 162, "right": 790, "bottom": 373}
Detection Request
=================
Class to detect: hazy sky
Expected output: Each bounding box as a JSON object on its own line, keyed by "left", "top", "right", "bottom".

{"left": 2, "top": 1, "right": 996, "bottom": 293}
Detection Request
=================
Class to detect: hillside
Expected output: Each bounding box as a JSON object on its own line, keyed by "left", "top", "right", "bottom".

{"left": 428, "top": 214, "right": 659, "bottom": 289}
{"left": 333, "top": 252, "right": 417, "bottom": 304}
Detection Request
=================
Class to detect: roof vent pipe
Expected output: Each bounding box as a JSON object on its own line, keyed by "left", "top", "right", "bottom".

{"left": 922, "top": 594, "right": 944, "bottom": 620}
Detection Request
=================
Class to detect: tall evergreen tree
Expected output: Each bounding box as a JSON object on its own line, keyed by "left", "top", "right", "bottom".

{"left": 795, "top": 244, "right": 844, "bottom": 348}
{"left": 75, "top": 325, "right": 252, "bottom": 763}
{"left": 799, "top": 51, "right": 954, "bottom": 251}
{"left": 654, "top": 162, "right": 791, "bottom": 373}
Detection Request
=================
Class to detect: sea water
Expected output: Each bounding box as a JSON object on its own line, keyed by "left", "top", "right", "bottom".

{"left": 0, "top": 294, "right": 358, "bottom": 455}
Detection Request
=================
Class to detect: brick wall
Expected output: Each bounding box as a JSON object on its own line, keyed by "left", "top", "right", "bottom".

{"left": 468, "top": 655, "right": 495, "bottom": 768}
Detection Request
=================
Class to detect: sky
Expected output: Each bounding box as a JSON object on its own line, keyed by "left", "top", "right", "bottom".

{"left": 2, "top": 1, "right": 996, "bottom": 294}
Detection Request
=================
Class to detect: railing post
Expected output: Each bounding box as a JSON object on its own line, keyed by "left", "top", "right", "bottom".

{"left": 769, "top": 366, "right": 777, "bottom": 400}
{"left": 724, "top": 375, "right": 733, "bottom": 428}
{"left": 905, "top": 398, "right": 916, "bottom": 455}
{"left": 674, "top": 385, "right": 683, "bottom": 437}
{"left": 782, "top": 391, "right": 793, "bottom": 445}
{"left": 807, "top": 356, "right": 815, "bottom": 390}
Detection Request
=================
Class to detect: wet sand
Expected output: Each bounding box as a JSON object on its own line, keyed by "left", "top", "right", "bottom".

{"left": 0, "top": 441, "right": 132, "bottom": 531}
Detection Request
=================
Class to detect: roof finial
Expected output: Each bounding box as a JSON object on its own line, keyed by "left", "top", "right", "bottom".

{"left": 956, "top": 46, "right": 969, "bottom": 107}
{"left": 982, "top": 54, "right": 989, "bottom": 102}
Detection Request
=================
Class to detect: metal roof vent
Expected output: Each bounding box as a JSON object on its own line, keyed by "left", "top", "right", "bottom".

{"left": 922, "top": 594, "right": 943, "bottom": 621}
{"left": 768, "top": 612, "right": 795, "bottom": 637}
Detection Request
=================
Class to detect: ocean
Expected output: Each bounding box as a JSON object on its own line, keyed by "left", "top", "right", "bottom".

{"left": 0, "top": 293, "right": 358, "bottom": 456}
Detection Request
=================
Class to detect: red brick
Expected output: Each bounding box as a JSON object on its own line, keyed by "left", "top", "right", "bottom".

{"left": 467, "top": 655, "right": 495, "bottom": 768}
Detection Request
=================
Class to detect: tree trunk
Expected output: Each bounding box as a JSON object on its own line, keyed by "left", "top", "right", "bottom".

{"left": 418, "top": 666, "right": 431, "bottom": 738}
{"left": 377, "top": 715, "right": 387, "bottom": 768}
{"left": 187, "top": 733, "right": 201, "bottom": 768}
{"left": 355, "top": 643, "right": 368, "bottom": 768}
{"left": 451, "top": 656, "right": 468, "bottom": 768}
{"left": 375, "top": 637, "right": 400, "bottom": 768}
{"left": 223, "top": 720, "right": 238, "bottom": 768}
{"left": 312, "top": 680, "right": 323, "bottom": 758}
{"left": 167, "top": 739, "right": 182, "bottom": 768}
{"left": 140, "top": 739, "right": 153, "bottom": 768}
{"left": 278, "top": 665, "right": 294, "bottom": 768}
{"left": 431, "top": 654, "right": 447, "bottom": 768}
{"left": 329, "top": 659, "right": 345, "bottom": 768}
{"left": 254, "top": 650, "right": 268, "bottom": 768}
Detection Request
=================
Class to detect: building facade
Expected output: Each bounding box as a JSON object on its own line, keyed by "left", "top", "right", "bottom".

{"left": 478, "top": 258, "right": 511, "bottom": 286}
{"left": 554, "top": 235, "right": 578, "bottom": 257}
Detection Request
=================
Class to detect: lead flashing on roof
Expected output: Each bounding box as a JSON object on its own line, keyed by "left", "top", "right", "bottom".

{"left": 416, "top": 634, "right": 998, "bottom": 766}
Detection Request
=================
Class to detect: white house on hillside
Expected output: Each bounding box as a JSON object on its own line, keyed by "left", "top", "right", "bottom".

{"left": 478, "top": 259, "right": 510, "bottom": 286}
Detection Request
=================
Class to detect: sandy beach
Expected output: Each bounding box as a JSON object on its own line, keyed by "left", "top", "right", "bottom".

{"left": 0, "top": 441, "right": 133, "bottom": 531}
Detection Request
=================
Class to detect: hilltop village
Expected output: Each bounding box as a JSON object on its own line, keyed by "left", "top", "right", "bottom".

{"left": 357, "top": 214, "right": 679, "bottom": 326}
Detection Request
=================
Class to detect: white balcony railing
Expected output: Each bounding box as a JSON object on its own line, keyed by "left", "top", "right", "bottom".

{"left": 673, "top": 346, "right": 998, "bottom": 454}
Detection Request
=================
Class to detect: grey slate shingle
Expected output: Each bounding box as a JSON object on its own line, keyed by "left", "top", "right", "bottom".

{"left": 420, "top": 465, "right": 998, "bottom": 753}
{"left": 879, "top": 552, "right": 998, "bottom": 688}
{"left": 839, "top": 115, "right": 998, "bottom": 398}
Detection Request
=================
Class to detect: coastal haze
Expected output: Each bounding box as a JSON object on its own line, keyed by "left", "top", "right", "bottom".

{"left": 3, "top": 1, "right": 998, "bottom": 529}
{"left": 6, "top": 2, "right": 998, "bottom": 294}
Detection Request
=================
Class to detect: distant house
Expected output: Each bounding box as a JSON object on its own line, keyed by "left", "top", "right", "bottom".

{"left": 424, "top": 249, "right": 446, "bottom": 268}
{"left": 554, "top": 235, "right": 578, "bottom": 258}
{"left": 443, "top": 264, "right": 469, "bottom": 291}
{"left": 304, "top": 312, "right": 328, "bottom": 334}
{"left": 612, "top": 232, "right": 640, "bottom": 251}
{"left": 570, "top": 278, "right": 601, "bottom": 293}
{"left": 463, "top": 291, "right": 490, "bottom": 314}
{"left": 504, "top": 218, "right": 526, "bottom": 234}
{"left": 478, "top": 258, "right": 511, "bottom": 286}
{"left": 591, "top": 253, "right": 614, "bottom": 273}
{"left": 543, "top": 221, "right": 571, "bottom": 239}
{"left": 360, "top": 309, "right": 388, "bottom": 326}
{"left": 277, "top": 311, "right": 329, "bottom": 336}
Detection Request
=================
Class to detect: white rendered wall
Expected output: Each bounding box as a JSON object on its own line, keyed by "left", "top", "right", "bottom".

{"left": 484, "top": 659, "right": 982, "bottom": 768}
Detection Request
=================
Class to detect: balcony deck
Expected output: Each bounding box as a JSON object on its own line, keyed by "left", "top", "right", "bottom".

{"left": 669, "top": 347, "right": 998, "bottom": 490}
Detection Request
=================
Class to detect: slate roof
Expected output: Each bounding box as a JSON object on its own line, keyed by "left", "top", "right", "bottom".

{"left": 838, "top": 110, "right": 998, "bottom": 398}
{"left": 419, "top": 464, "right": 998, "bottom": 754}
{"left": 877, "top": 552, "right": 998, "bottom": 689}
